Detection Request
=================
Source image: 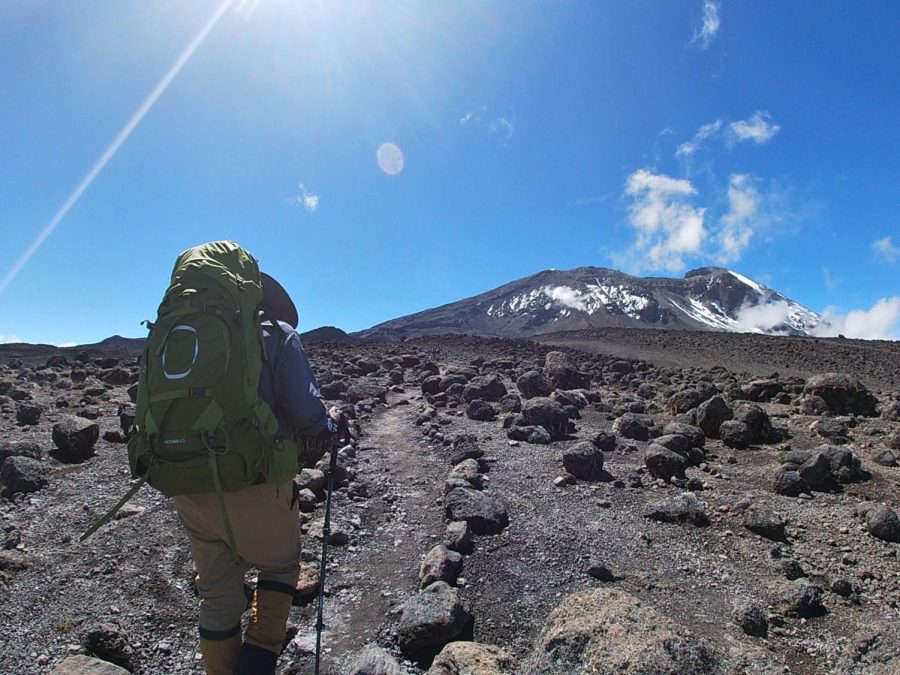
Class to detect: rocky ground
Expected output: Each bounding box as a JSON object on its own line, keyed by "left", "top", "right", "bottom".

{"left": 0, "top": 331, "right": 898, "bottom": 674}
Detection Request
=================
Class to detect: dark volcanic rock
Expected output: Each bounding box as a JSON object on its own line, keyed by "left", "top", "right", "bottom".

{"left": 544, "top": 351, "right": 591, "bottom": 390}
{"left": 733, "top": 601, "right": 768, "bottom": 638}
{"left": 344, "top": 383, "right": 388, "bottom": 404}
{"left": 780, "top": 583, "right": 826, "bottom": 618}
{"left": 516, "top": 370, "right": 551, "bottom": 399}
{"left": 465, "top": 400, "right": 496, "bottom": 421}
{"left": 695, "top": 396, "right": 732, "bottom": 439}
{"left": 773, "top": 469, "right": 807, "bottom": 497}
{"left": 590, "top": 431, "right": 617, "bottom": 452}
{"left": 719, "top": 421, "right": 751, "bottom": 449}
{"left": 444, "top": 521, "right": 474, "bottom": 555}
{"left": 561, "top": 442, "right": 605, "bottom": 481}
{"left": 16, "top": 401, "right": 43, "bottom": 426}
{"left": 662, "top": 422, "right": 705, "bottom": 448}
{"left": 499, "top": 393, "right": 522, "bottom": 413}
{"left": 743, "top": 509, "right": 787, "bottom": 542}
{"left": 52, "top": 416, "right": 100, "bottom": 462}
{"left": 397, "top": 581, "right": 471, "bottom": 655}
{"left": 612, "top": 413, "right": 650, "bottom": 441}
{"left": 0, "top": 456, "right": 49, "bottom": 495}
{"left": 733, "top": 403, "right": 775, "bottom": 444}
{"left": 645, "top": 493, "right": 709, "bottom": 526}
{"left": 506, "top": 425, "right": 552, "bottom": 445}
{"left": 865, "top": 505, "right": 900, "bottom": 543}
{"left": 0, "top": 440, "right": 42, "bottom": 464}
{"left": 443, "top": 487, "right": 508, "bottom": 534}
{"left": 521, "top": 397, "right": 569, "bottom": 439}
{"left": 82, "top": 623, "right": 135, "bottom": 671}
{"left": 804, "top": 373, "right": 878, "bottom": 416}
{"left": 449, "top": 435, "right": 484, "bottom": 465}
{"left": 419, "top": 544, "right": 463, "bottom": 589}
{"left": 462, "top": 374, "right": 507, "bottom": 402}
{"left": 644, "top": 445, "right": 687, "bottom": 481}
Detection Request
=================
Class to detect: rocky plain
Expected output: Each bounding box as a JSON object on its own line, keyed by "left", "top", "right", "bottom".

{"left": 0, "top": 329, "right": 898, "bottom": 674}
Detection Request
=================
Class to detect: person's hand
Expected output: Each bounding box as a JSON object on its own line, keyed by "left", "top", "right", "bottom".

{"left": 328, "top": 406, "right": 351, "bottom": 444}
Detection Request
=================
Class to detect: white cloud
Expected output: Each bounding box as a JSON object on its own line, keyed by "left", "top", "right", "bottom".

{"left": 295, "top": 183, "right": 319, "bottom": 213}
{"left": 733, "top": 300, "right": 794, "bottom": 334}
{"left": 545, "top": 286, "right": 590, "bottom": 312}
{"left": 872, "top": 235, "right": 900, "bottom": 263}
{"left": 715, "top": 174, "right": 759, "bottom": 263}
{"left": 729, "top": 112, "right": 781, "bottom": 145}
{"left": 693, "top": 0, "right": 721, "bottom": 49}
{"left": 812, "top": 297, "right": 900, "bottom": 340}
{"left": 491, "top": 116, "right": 516, "bottom": 145}
{"left": 676, "top": 119, "right": 722, "bottom": 157}
{"left": 55, "top": 342, "right": 77, "bottom": 348}
{"left": 0, "top": 334, "right": 23, "bottom": 344}
{"left": 623, "top": 169, "right": 706, "bottom": 272}
{"left": 823, "top": 266, "right": 839, "bottom": 291}
{"left": 459, "top": 111, "right": 473, "bottom": 125}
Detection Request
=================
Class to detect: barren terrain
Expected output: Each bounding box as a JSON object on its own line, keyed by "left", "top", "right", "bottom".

{"left": 0, "top": 331, "right": 898, "bottom": 674}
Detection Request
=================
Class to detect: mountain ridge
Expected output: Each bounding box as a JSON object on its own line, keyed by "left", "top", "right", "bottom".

{"left": 353, "top": 266, "right": 821, "bottom": 341}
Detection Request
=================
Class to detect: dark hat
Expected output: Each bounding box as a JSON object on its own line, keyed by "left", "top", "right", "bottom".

{"left": 260, "top": 271, "right": 298, "bottom": 329}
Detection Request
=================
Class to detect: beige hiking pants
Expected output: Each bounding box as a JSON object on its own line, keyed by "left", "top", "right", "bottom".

{"left": 174, "top": 480, "right": 301, "bottom": 637}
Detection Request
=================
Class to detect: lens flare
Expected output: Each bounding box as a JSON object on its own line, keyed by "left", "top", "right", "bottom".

{"left": 377, "top": 142, "right": 404, "bottom": 176}
{"left": 0, "top": 1, "right": 233, "bottom": 296}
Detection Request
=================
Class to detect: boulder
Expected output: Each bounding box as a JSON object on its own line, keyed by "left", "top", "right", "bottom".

{"left": 448, "top": 459, "right": 483, "bottom": 490}
{"left": 866, "top": 505, "right": 900, "bottom": 543}
{"left": 506, "top": 425, "right": 551, "bottom": 445}
{"left": 499, "top": 394, "right": 522, "bottom": 413}
{"left": 645, "top": 493, "right": 709, "bottom": 526}
{"left": 16, "top": 401, "right": 43, "bottom": 425}
{"left": 779, "top": 583, "right": 826, "bottom": 618}
{"left": 444, "top": 521, "right": 474, "bottom": 555}
{"left": 743, "top": 509, "right": 787, "bottom": 542}
{"left": 526, "top": 588, "right": 722, "bottom": 674}
{"left": 52, "top": 416, "right": 100, "bottom": 461}
{"left": 719, "top": 421, "right": 751, "bottom": 449}
{"left": 81, "top": 623, "right": 135, "bottom": 671}
{"left": 443, "top": 488, "right": 508, "bottom": 534}
{"left": 397, "top": 582, "right": 471, "bottom": 656}
{"left": 661, "top": 422, "right": 705, "bottom": 448}
{"left": 515, "top": 370, "right": 551, "bottom": 399}
{"left": 449, "top": 436, "right": 484, "bottom": 465}
{"left": 465, "top": 400, "right": 496, "bottom": 422}
{"left": 733, "top": 403, "right": 775, "bottom": 444}
{"left": 0, "top": 456, "right": 49, "bottom": 495}
{"left": 0, "top": 440, "right": 43, "bottom": 464}
{"left": 521, "top": 398, "right": 569, "bottom": 439}
{"left": 420, "top": 544, "right": 463, "bottom": 589}
{"left": 344, "top": 383, "right": 388, "bottom": 404}
{"left": 462, "top": 374, "right": 507, "bottom": 403}
{"left": 773, "top": 469, "right": 807, "bottom": 497}
{"left": 644, "top": 445, "right": 687, "bottom": 481}
{"left": 803, "top": 373, "right": 878, "bottom": 416}
{"left": 612, "top": 413, "right": 650, "bottom": 441}
{"left": 561, "top": 442, "right": 604, "bottom": 481}
{"left": 590, "top": 431, "right": 617, "bottom": 452}
{"left": 427, "top": 642, "right": 516, "bottom": 675}
{"left": 422, "top": 376, "right": 443, "bottom": 396}
{"left": 348, "top": 645, "right": 407, "bottom": 675}
{"left": 544, "top": 351, "right": 591, "bottom": 390}
{"left": 733, "top": 601, "right": 768, "bottom": 638}
{"left": 51, "top": 656, "right": 130, "bottom": 675}
{"left": 742, "top": 379, "right": 784, "bottom": 402}
{"left": 694, "top": 396, "right": 732, "bottom": 439}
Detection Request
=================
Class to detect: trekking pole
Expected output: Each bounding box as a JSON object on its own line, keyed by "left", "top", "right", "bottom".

{"left": 315, "top": 418, "right": 346, "bottom": 675}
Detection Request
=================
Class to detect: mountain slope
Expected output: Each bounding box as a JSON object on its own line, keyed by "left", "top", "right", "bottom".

{"left": 354, "top": 266, "right": 821, "bottom": 340}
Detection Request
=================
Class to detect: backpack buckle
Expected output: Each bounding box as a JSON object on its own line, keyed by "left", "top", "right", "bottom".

{"left": 190, "top": 388, "right": 208, "bottom": 398}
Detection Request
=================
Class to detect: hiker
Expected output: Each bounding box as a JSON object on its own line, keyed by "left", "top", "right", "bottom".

{"left": 124, "top": 242, "right": 346, "bottom": 675}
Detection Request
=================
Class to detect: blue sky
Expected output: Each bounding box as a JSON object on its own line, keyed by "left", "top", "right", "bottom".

{"left": 1, "top": 0, "right": 898, "bottom": 345}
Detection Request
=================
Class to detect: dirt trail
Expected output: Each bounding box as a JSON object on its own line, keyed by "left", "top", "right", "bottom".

{"left": 288, "top": 398, "right": 448, "bottom": 674}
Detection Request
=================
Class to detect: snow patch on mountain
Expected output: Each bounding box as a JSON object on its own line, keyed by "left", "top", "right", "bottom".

{"left": 488, "top": 280, "right": 652, "bottom": 320}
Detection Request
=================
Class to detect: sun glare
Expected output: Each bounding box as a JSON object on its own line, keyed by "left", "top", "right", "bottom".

{"left": 377, "top": 142, "right": 404, "bottom": 176}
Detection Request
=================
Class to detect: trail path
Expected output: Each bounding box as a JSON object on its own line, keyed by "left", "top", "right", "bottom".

{"left": 287, "top": 397, "right": 447, "bottom": 674}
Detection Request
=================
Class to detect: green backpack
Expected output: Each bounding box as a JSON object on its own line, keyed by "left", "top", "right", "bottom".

{"left": 82, "top": 241, "right": 298, "bottom": 546}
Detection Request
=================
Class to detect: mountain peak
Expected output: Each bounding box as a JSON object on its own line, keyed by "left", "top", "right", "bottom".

{"left": 355, "top": 265, "right": 821, "bottom": 341}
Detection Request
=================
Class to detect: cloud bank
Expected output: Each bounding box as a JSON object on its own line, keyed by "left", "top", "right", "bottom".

{"left": 813, "top": 297, "right": 900, "bottom": 340}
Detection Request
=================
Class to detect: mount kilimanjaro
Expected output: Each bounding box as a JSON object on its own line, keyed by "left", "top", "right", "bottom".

{"left": 354, "top": 266, "right": 822, "bottom": 341}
